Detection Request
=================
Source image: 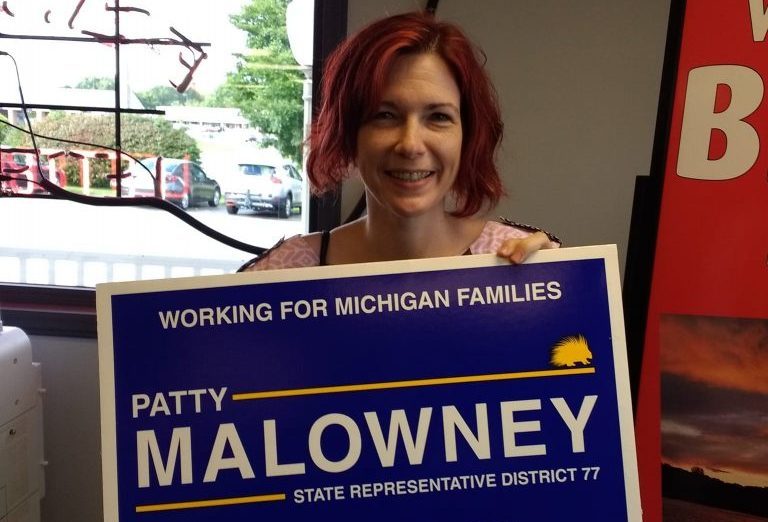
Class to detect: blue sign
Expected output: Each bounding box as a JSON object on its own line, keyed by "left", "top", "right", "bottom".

{"left": 97, "top": 246, "right": 640, "bottom": 521}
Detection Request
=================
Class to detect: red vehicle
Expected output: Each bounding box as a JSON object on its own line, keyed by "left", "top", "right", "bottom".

{"left": 120, "top": 157, "right": 221, "bottom": 210}
{"left": 0, "top": 153, "right": 66, "bottom": 193}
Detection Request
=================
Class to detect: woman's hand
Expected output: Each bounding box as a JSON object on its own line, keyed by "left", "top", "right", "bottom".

{"left": 497, "top": 232, "right": 557, "bottom": 264}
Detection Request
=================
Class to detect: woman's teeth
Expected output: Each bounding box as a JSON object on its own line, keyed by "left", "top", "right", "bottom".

{"left": 387, "top": 170, "right": 433, "bottom": 181}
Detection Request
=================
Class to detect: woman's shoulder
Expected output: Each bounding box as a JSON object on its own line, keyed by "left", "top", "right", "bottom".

{"left": 238, "top": 232, "right": 325, "bottom": 271}
{"left": 470, "top": 219, "right": 562, "bottom": 254}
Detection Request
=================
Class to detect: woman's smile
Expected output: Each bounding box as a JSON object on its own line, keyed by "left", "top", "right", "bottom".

{"left": 385, "top": 170, "right": 436, "bottom": 182}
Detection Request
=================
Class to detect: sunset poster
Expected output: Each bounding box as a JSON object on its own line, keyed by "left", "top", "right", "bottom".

{"left": 660, "top": 314, "right": 768, "bottom": 520}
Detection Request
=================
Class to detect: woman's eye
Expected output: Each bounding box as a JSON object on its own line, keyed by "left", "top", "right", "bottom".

{"left": 372, "top": 111, "right": 395, "bottom": 120}
{"left": 431, "top": 112, "right": 454, "bottom": 123}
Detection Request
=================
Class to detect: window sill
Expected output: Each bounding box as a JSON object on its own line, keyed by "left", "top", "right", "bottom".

{"left": 0, "top": 283, "right": 96, "bottom": 338}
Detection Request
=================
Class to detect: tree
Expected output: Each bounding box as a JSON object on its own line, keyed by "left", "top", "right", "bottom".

{"left": 0, "top": 114, "right": 9, "bottom": 143}
{"left": 24, "top": 112, "right": 199, "bottom": 187}
{"left": 203, "top": 84, "right": 237, "bottom": 108}
{"left": 73, "top": 77, "right": 115, "bottom": 90}
{"left": 136, "top": 86, "right": 204, "bottom": 110}
{"left": 225, "top": 0, "right": 304, "bottom": 163}
{"left": 0, "top": 114, "right": 25, "bottom": 146}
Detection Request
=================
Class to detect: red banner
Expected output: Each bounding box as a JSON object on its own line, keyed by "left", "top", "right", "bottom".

{"left": 638, "top": 0, "right": 768, "bottom": 519}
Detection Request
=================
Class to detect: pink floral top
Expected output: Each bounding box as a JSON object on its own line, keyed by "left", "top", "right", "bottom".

{"left": 241, "top": 220, "right": 560, "bottom": 271}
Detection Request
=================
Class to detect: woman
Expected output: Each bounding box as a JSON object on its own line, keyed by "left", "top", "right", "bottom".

{"left": 241, "top": 11, "right": 559, "bottom": 271}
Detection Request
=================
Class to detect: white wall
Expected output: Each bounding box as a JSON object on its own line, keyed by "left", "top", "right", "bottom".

{"left": 346, "top": 0, "right": 671, "bottom": 275}
{"left": 30, "top": 335, "right": 102, "bottom": 522}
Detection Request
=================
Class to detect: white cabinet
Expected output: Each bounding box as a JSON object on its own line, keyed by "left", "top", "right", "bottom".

{"left": 0, "top": 327, "right": 44, "bottom": 522}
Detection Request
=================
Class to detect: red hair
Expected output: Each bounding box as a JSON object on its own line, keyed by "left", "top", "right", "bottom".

{"left": 307, "top": 11, "right": 504, "bottom": 217}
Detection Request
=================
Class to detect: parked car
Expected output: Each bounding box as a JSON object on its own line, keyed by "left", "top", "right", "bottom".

{"left": 0, "top": 153, "right": 66, "bottom": 193}
{"left": 121, "top": 157, "right": 221, "bottom": 209}
{"left": 224, "top": 157, "right": 303, "bottom": 218}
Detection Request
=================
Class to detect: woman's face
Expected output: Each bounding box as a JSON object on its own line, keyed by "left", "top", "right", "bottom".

{"left": 355, "top": 52, "right": 462, "bottom": 220}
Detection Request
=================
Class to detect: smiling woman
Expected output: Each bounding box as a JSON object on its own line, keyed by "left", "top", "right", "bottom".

{"left": 242, "top": 11, "right": 560, "bottom": 271}
{"left": 0, "top": 3, "right": 677, "bottom": 521}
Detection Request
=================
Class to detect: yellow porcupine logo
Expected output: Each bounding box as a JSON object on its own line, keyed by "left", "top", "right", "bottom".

{"left": 550, "top": 335, "right": 593, "bottom": 367}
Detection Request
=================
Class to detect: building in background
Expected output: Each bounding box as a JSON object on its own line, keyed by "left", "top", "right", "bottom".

{"left": 0, "top": 87, "right": 144, "bottom": 125}
{"left": 157, "top": 105, "right": 256, "bottom": 139}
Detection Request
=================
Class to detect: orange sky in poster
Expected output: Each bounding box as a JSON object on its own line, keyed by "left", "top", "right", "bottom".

{"left": 660, "top": 315, "right": 768, "bottom": 395}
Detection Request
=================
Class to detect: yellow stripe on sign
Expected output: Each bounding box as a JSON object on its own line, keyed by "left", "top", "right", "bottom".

{"left": 135, "top": 493, "right": 286, "bottom": 513}
{"left": 232, "top": 367, "right": 595, "bottom": 401}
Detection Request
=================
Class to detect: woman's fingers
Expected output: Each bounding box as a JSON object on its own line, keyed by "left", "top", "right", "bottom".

{"left": 497, "top": 232, "right": 554, "bottom": 264}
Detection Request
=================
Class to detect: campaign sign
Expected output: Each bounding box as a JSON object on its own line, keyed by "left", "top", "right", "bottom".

{"left": 96, "top": 245, "right": 640, "bottom": 521}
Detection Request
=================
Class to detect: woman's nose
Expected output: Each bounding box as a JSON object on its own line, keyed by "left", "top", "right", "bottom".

{"left": 394, "top": 119, "right": 426, "bottom": 157}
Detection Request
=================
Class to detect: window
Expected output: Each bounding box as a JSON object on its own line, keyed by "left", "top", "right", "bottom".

{"left": 0, "top": 0, "right": 347, "bottom": 337}
{"left": 240, "top": 164, "right": 275, "bottom": 176}
{"left": 1, "top": 0, "right": 323, "bottom": 288}
{"left": 285, "top": 164, "right": 302, "bottom": 181}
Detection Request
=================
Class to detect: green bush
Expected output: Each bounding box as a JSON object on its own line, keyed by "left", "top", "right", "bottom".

{"left": 0, "top": 114, "right": 25, "bottom": 146}
{"left": 22, "top": 112, "right": 200, "bottom": 189}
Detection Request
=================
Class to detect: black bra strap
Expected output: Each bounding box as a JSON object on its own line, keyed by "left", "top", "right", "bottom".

{"left": 319, "top": 229, "right": 330, "bottom": 266}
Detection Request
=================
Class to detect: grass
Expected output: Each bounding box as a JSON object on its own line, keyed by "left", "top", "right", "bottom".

{"left": 63, "top": 186, "right": 116, "bottom": 197}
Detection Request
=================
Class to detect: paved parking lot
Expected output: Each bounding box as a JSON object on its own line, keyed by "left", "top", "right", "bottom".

{"left": 1, "top": 196, "right": 305, "bottom": 263}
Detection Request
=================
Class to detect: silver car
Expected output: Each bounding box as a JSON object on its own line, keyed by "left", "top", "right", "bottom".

{"left": 224, "top": 160, "right": 303, "bottom": 218}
